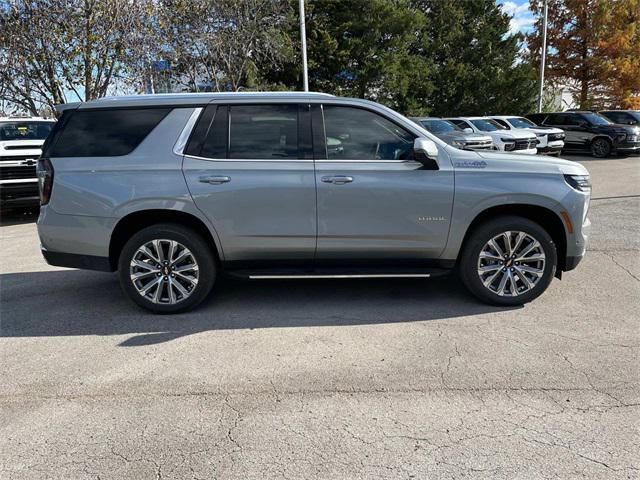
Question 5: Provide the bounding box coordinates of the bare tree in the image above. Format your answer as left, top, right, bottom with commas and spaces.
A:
0, 0, 154, 114
156, 0, 293, 92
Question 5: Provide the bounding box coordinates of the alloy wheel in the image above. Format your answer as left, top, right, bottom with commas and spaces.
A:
129, 239, 199, 304
477, 231, 546, 297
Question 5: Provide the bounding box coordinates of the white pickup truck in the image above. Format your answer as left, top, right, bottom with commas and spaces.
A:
0, 117, 55, 209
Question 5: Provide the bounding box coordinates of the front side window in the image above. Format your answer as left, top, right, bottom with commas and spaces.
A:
50, 108, 170, 157
0, 121, 54, 141
322, 106, 414, 160
581, 112, 612, 126
229, 105, 298, 159
544, 114, 565, 126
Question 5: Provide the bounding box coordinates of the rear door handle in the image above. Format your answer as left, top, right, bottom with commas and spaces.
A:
321, 175, 353, 185
199, 175, 231, 185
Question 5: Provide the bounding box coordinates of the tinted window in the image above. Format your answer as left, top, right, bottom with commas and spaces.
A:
507, 117, 536, 128
185, 105, 216, 157
602, 112, 630, 124
545, 114, 565, 126
493, 119, 510, 129
0, 121, 54, 141
470, 119, 505, 132
201, 106, 228, 158
420, 119, 460, 133
323, 106, 414, 160
51, 108, 170, 157
450, 119, 472, 129
564, 114, 583, 126
581, 112, 612, 125
229, 105, 298, 159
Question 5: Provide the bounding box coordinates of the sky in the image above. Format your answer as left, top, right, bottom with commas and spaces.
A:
497, 0, 536, 35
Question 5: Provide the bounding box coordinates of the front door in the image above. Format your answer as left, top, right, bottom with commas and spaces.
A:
183, 103, 316, 265
314, 105, 454, 263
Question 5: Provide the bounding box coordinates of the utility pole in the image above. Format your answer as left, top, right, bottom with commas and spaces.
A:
299, 0, 309, 92
537, 0, 548, 113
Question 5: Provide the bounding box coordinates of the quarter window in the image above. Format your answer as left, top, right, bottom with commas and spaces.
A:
322, 106, 414, 160
50, 108, 170, 157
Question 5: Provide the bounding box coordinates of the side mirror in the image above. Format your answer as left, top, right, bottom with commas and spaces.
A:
463, 127, 473, 133
414, 137, 439, 170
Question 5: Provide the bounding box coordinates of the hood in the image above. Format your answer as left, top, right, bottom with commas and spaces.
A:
495, 128, 537, 140
528, 126, 564, 135
594, 123, 639, 134
472, 150, 588, 176
437, 131, 492, 142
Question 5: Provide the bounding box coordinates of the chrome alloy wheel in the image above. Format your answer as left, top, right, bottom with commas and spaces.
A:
477, 231, 546, 297
129, 239, 199, 304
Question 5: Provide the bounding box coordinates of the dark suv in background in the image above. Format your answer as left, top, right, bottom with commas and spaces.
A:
526, 111, 640, 158
599, 110, 640, 126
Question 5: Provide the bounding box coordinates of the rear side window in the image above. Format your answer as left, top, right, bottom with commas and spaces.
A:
229, 105, 299, 159
544, 114, 565, 126
50, 108, 170, 157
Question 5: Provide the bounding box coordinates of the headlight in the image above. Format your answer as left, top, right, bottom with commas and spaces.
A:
536, 133, 546, 137
451, 140, 465, 148
564, 174, 591, 192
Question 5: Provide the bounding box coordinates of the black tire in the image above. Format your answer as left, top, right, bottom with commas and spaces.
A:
590, 138, 612, 158
458, 216, 557, 306
118, 223, 216, 314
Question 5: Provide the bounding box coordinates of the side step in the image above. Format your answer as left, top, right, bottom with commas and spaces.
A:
226, 267, 452, 280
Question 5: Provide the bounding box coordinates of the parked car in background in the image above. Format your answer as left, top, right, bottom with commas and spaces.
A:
1, 117, 55, 209
599, 110, 640, 126
446, 117, 537, 154
489, 115, 565, 156
36, 92, 590, 313
526, 111, 640, 158
410, 117, 494, 151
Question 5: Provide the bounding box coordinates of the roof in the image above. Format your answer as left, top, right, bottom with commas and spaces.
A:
68, 91, 336, 110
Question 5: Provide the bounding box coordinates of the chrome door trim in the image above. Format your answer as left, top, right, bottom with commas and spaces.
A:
173, 107, 203, 156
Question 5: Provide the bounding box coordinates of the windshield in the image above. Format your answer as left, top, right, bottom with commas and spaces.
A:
470, 119, 505, 132
420, 119, 461, 133
581, 113, 612, 126
0, 121, 54, 141
507, 117, 536, 128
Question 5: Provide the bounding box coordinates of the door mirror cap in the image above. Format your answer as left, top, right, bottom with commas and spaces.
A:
463, 127, 473, 133
414, 137, 439, 170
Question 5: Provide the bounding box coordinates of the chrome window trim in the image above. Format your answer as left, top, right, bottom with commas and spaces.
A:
173, 107, 203, 156
183, 153, 314, 163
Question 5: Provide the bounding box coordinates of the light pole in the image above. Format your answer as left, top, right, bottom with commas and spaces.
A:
537, 0, 548, 113
299, 0, 309, 92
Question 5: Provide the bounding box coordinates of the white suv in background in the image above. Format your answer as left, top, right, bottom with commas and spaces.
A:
446, 117, 538, 154
1, 116, 55, 208
490, 115, 565, 156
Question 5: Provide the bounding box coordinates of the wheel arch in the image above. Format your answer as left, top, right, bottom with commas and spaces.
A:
459, 204, 568, 272
109, 209, 222, 271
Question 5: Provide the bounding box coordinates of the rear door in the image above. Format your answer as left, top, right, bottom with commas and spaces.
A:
313, 104, 454, 263
182, 103, 316, 265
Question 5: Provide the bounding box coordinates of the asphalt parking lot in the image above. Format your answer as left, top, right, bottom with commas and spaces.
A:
1, 154, 638, 479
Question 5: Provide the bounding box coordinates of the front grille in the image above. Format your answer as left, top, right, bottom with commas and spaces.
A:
466, 141, 493, 150
4, 145, 40, 151
0, 154, 39, 162
548, 133, 565, 141
514, 139, 537, 150
0, 165, 37, 180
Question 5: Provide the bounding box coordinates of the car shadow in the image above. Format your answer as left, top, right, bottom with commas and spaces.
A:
0, 207, 39, 226
0, 269, 518, 346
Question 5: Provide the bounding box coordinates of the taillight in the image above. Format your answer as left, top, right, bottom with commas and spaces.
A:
36, 158, 54, 205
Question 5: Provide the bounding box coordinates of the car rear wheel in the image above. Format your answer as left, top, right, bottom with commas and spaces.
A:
459, 216, 557, 306
590, 138, 612, 158
118, 223, 216, 313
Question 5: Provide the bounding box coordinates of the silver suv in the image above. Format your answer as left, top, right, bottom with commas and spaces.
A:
37, 92, 591, 313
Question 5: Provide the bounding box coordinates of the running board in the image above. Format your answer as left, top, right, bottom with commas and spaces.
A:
249, 273, 431, 279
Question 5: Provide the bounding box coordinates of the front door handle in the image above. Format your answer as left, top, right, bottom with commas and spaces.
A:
199, 175, 231, 185
321, 175, 353, 185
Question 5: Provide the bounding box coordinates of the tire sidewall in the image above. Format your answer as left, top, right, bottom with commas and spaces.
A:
118, 224, 216, 314
591, 138, 611, 158
460, 217, 557, 306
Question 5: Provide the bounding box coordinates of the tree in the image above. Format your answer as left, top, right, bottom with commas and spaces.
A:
0, 0, 155, 115
412, 0, 537, 116
154, 0, 294, 92
527, 0, 640, 109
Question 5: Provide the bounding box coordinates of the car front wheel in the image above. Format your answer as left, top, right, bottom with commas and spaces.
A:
590, 138, 612, 158
459, 216, 557, 306
118, 223, 216, 313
